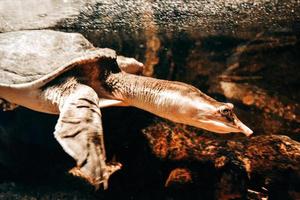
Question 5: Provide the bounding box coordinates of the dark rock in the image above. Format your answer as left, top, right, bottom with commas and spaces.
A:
143, 120, 300, 199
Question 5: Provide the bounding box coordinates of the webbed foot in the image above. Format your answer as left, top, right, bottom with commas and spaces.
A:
69, 162, 122, 190
54, 84, 121, 190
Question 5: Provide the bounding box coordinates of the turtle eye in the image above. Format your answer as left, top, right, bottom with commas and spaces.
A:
220, 107, 230, 116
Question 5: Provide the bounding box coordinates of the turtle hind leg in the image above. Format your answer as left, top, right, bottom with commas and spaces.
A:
53, 84, 121, 189
0, 98, 18, 111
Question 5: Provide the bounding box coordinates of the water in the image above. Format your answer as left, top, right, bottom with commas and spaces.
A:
0, 0, 299, 199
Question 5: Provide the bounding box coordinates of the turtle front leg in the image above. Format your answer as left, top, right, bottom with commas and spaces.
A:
117, 56, 144, 74
54, 84, 121, 189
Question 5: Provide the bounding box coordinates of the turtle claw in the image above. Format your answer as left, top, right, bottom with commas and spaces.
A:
106, 162, 122, 177
69, 162, 122, 190
100, 162, 122, 190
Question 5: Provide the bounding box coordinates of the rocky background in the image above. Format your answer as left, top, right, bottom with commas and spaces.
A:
0, 0, 300, 199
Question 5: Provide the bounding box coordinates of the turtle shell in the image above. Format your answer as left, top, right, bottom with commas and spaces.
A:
0, 30, 117, 87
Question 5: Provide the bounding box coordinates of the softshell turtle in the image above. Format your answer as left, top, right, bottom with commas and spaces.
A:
0, 30, 252, 189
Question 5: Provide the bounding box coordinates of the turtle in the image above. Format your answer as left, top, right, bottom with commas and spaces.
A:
0, 30, 252, 189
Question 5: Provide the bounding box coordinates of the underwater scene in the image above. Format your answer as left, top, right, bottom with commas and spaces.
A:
0, 0, 299, 199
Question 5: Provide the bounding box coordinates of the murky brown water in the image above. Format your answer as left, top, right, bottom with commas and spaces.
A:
0, 0, 300, 199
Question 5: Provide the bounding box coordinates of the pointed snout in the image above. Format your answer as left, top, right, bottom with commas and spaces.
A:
235, 119, 253, 137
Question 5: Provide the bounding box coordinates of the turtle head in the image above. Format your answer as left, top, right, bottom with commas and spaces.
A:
169, 90, 253, 136
195, 102, 252, 136
106, 73, 252, 136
